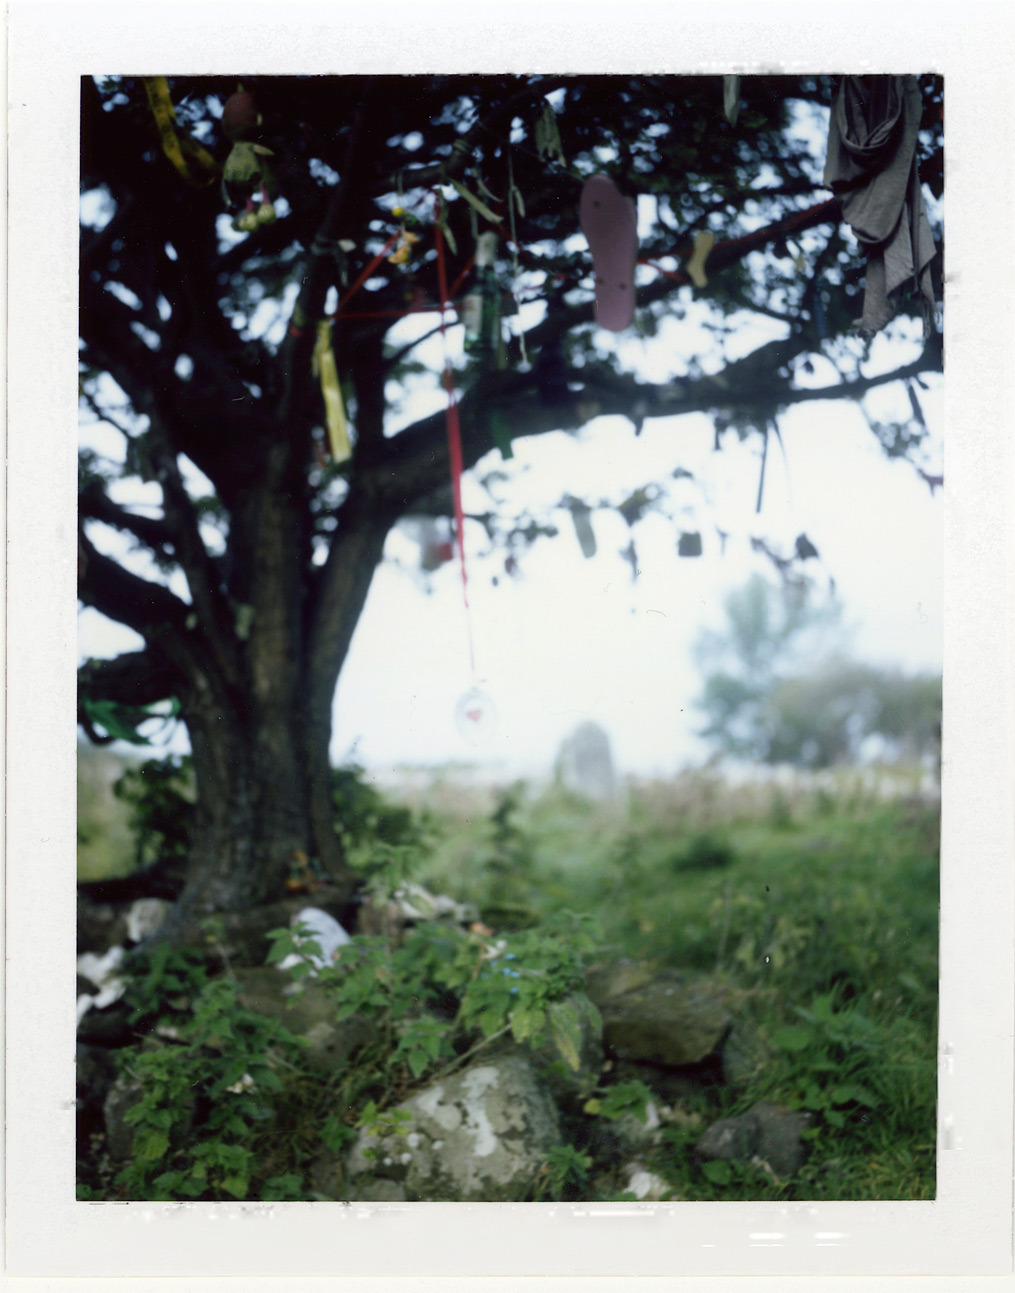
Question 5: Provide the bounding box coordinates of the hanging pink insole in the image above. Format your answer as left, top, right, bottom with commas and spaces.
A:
579, 175, 638, 332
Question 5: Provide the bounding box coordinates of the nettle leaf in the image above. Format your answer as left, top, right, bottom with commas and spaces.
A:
407, 1049, 429, 1079
509, 1002, 546, 1043
702, 1159, 733, 1186
547, 999, 582, 1072
134, 1127, 170, 1161
773, 1025, 812, 1052
220, 1174, 250, 1199
449, 178, 501, 225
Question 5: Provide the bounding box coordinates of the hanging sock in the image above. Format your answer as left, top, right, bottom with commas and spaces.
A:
823, 75, 937, 337
686, 231, 716, 288
579, 175, 639, 332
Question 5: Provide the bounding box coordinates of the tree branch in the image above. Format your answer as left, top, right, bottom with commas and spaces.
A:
78, 525, 192, 642
145, 424, 242, 690
366, 330, 942, 515
78, 649, 183, 707
79, 482, 176, 555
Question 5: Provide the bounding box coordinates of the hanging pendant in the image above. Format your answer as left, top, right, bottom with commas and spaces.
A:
454, 686, 499, 745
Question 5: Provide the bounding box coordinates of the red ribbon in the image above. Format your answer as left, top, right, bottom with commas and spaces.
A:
433, 193, 475, 674
334, 229, 403, 316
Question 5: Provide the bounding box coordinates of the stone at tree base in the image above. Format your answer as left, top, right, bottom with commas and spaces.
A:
232, 966, 372, 1073
76, 1000, 134, 1047
102, 1070, 198, 1164
590, 967, 733, 1068
77, 900, 129, 956
77, 1043, 119, 1142
622, 1160, 676, 1201
590, 1097, 664, 1163
695, 1101, 811, 1179
102, 1074, 144, 1161
195, 890, 350, 967
346, 1176, 408, 1202
344, 1055, 562, 1201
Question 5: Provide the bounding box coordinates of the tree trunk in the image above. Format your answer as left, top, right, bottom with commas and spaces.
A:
157, 469, 392, 942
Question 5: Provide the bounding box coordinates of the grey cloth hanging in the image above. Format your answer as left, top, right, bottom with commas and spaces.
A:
823, 75, 937, 337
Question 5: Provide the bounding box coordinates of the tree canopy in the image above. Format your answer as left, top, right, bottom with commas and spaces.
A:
78, 73, 944, 928
694, 574, 941, 768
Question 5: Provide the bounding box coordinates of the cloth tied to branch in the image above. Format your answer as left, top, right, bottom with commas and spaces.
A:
823, 75, 937, 337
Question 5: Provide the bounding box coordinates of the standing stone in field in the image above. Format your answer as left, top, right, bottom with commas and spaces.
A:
556, 721, 618, 801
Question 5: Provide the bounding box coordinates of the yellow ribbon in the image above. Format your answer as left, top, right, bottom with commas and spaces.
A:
144, 77, 219, 185
312, 321, 351, 463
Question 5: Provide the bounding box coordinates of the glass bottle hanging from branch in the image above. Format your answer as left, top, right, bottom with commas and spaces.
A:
462, 231, 501, 358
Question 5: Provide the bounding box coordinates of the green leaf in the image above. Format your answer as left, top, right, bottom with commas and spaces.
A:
220, 1174, 249, 1199
437, 219, 458, 257
449, 178, 501, 225
824, 1108, 846, 1128
547, 999, 582, 1072
772, 1025, 812, 1051
134, 1127, 169, 1161
509, 1002, 545, 1044
702, 1159, 733, 1185
810, 993, 836, 1021
489, 409, 514, 460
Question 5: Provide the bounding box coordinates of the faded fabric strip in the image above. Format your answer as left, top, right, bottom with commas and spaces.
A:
823, 75, 937, 337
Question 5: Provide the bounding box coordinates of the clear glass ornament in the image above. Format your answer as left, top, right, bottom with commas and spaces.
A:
454, 686, 498, 745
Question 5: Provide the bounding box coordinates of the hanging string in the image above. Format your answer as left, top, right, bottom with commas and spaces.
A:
433, 191, 477, 677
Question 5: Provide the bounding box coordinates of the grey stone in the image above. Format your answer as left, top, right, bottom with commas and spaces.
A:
345, 1054, 562, 1201
102, 1074, 143, 1161
233, 967, 372, 1072
720, 1023, 766, 1088
187, 890, 349, 967
102, 1061, 197, 1163
78, 900, 129, 956
696, 1101, 811, 1178
591, 1098, 664, 1162
591, 968, 732, 1068
347, 1176, 408, 1202
76, 1000, 134, 1046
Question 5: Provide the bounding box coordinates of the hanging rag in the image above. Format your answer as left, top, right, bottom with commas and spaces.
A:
823, 75, 937, 337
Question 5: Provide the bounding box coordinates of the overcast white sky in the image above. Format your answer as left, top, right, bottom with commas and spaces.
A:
80, 334, 942, 780
329, 365, 942, 778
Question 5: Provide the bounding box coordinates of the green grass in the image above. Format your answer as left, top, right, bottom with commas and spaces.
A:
411, 767, 940, 1201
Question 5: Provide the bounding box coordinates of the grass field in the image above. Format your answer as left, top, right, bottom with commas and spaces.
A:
406, 765, 940, 1200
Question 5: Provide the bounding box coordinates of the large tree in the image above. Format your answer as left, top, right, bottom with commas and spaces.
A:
78, 74, 944, 934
